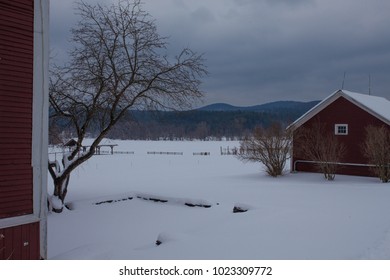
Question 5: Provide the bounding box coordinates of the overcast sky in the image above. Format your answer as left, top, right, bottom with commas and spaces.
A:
50, 0, 390, 106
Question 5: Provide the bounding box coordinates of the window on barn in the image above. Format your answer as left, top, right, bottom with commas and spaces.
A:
335, 124, 348, 135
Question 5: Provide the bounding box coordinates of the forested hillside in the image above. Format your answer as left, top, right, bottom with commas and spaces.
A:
49, 101, 319, 143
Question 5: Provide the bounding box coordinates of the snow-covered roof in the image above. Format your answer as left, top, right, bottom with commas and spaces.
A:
287, 89, 390, 131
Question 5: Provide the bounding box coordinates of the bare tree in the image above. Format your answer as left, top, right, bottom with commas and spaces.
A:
294, 120, 346, 180
362, 125, 390, 183
237, 123, 291, 177
48, 0, 207, 212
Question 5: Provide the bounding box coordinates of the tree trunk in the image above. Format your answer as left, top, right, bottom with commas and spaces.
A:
52, 174, 70, 213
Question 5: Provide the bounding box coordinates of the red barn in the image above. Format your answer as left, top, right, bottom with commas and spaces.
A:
288, 89, 390, 177
0, 0, 49, 259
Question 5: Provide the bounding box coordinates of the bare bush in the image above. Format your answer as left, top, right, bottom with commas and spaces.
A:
294, 120, 346, 180
237, 123, 291, 177
363, 125, 390, 183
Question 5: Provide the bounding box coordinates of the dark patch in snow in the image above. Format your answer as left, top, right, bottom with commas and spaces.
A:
155, 240, 162, 246
149, 197, 168, 203
184, 202, 212, 208
95, 197, 133, 205
96, 200, 113, 205
94, 193, 213, 209
184, 202, 196, 207
137, 194, 212, 208
137, 195, 168, 203
233, 206, 248, 213
64, 204, 72, 210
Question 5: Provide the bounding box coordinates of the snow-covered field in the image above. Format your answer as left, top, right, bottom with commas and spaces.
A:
48, 140, 390, 260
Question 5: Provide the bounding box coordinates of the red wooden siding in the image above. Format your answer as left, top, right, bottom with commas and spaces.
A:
292, 96, 390, 176
0, 222, 40, 260
0, 0, 34, 218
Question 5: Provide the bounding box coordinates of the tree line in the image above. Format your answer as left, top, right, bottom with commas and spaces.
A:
50, 107, 313, 143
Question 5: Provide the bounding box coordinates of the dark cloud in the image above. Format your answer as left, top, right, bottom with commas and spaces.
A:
235, 0, 314, 8
50, 0, 390, 105
190, 7, 216, 23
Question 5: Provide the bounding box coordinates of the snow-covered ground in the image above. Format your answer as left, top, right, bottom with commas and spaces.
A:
48, 140, 390, 260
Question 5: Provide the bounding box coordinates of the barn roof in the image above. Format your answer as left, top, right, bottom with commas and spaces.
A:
287, 89, 390, 131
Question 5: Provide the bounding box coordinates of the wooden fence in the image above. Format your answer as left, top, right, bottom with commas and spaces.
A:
193, 152, 210, 156
147, 151, 183, 155
220, 146, 238, 155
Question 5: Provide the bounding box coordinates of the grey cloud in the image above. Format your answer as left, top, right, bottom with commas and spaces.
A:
190, 7, 216, 23
50, 0, 390, 105
234, 0, 314, 8
264, 0, 314, 7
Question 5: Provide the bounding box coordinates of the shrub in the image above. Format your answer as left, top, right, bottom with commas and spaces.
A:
363, 125, 390, 183
237, 123, 291, 177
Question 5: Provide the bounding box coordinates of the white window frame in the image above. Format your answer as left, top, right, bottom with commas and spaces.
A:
335, 124, 348, 135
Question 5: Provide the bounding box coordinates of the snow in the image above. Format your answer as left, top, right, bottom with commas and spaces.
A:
49, 195, 63, 211
48, 140, 390, 260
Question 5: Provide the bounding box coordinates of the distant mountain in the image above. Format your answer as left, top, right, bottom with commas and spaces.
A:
197, 103, 245, 112
197, 100, 320, 113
